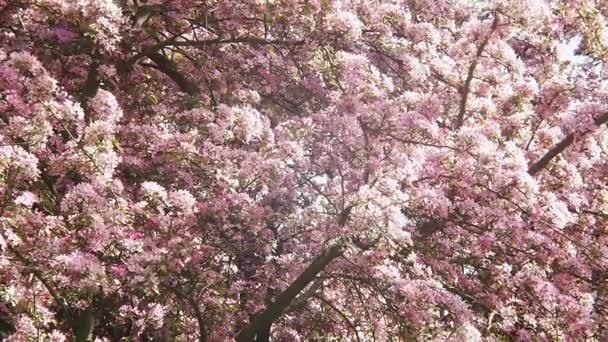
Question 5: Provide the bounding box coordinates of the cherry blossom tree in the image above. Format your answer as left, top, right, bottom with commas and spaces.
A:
1, 0, 608, 340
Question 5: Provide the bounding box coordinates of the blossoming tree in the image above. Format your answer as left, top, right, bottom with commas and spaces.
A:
1, 0, 608, 340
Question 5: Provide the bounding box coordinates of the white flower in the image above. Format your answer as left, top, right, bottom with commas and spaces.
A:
329, 9, 363, 39
457, 322, 482, 342
496, 263, 512, 274
234, 106, 265, 144
549, 198, 574, 229
141, 181, 167, 201
15, 191, 38, 207
580, 292, 595, 311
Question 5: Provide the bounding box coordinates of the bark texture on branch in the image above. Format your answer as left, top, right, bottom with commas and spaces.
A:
528, 113, 608, 175
455, 13, 499, 129
235, 243, 345, 342
147, 51, 201, 97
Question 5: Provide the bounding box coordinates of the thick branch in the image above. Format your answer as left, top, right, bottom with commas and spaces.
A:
139, 37, 304, 99
131, 37, 304, 65
284, 278, 324, 314
82, 63, 100, 99
73, 307, 94, 342
528, 113, 608, 175
168, 37, 304, 49
455, 14, 499, 129
0, 210, 68, 313
4, 242, 68, 314
527, 133, 575, 175
235, 243, 345, 342
82, 63, 99, 125
146, 51, 200, 97
168, 285, 207, 342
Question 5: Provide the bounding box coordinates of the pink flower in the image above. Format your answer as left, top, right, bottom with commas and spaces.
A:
89, 90, 123, 122
53, 28, 77, 42
56, 251, 104, 275
168, 189, 197, 213
328, 9, 363, 39
0, 146, 40, 180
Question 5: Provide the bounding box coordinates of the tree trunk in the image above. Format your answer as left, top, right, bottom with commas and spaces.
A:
73, 308, 94, 342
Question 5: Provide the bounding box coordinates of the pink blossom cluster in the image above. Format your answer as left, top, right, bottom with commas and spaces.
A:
1, 0, 608, 340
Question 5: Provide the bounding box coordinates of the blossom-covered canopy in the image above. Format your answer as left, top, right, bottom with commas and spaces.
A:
1, 0, 608, 340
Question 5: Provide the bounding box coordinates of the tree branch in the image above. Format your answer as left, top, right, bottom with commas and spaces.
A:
235, 243, 345, 342
168, 37, 304, 49
73, 307, 94, 342
455, 13, 499, 129
82, 63, 100, 99
167, 285, 207, 342
81, 62, 100, 125
3, 240, 69, 314
146, 51, 201, 97
131, 37, 304, 64
528, 112, 608, 175
284, 278, 324, 314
